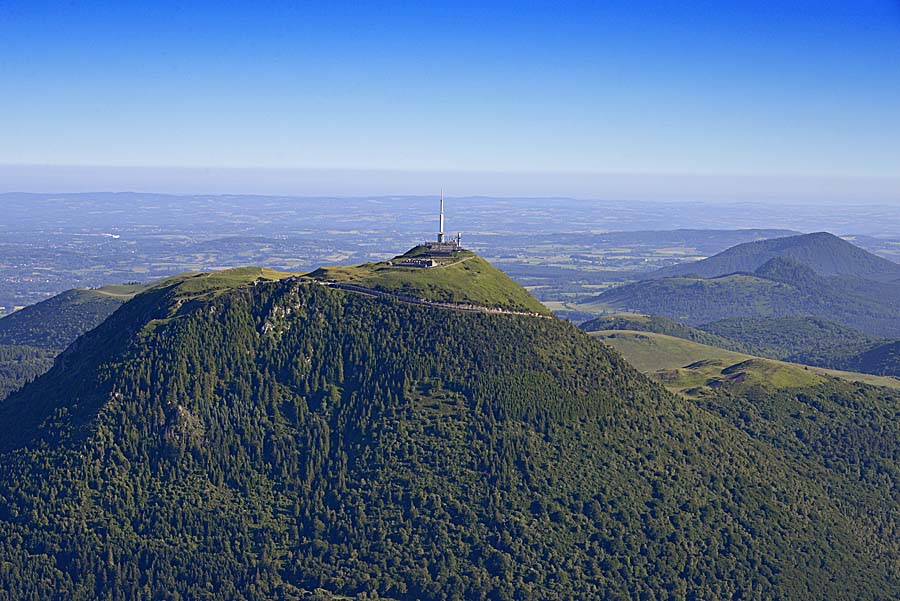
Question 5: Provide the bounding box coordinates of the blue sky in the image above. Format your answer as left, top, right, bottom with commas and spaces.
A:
1, 1, 899, 198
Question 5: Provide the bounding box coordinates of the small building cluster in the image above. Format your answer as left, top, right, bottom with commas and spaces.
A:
396, 192, 464, 267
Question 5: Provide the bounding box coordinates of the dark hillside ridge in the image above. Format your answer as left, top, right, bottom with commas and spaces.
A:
1, 266, 897, 598
699, 316, 882, 367
584, 257, 900, 337
840, 340, 900, 377
652, 232, 900, 281
0, 283, 148, 349
580, 312, 756, 354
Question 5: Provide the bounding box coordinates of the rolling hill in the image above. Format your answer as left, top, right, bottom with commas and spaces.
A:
590, 329, 900, 396
581, 256, 900, 337
0, 283, 154, 402
0, 283, 150, 349
652, 231, 900, 281
4, 256, 900, 598
837, 340, 900, 378
699, 316, 881, 366
580, 312, 755, 354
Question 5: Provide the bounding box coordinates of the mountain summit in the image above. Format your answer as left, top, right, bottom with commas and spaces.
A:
652, 231, 900, 281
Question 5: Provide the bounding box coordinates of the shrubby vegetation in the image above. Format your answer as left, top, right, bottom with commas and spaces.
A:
0, 275, 898, 598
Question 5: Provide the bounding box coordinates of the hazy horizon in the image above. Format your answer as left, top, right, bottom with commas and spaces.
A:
3, 2, 899, 203
3, 164, 900, 205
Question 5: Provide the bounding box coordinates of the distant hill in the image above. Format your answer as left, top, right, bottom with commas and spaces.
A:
0, 283, 149, 349
0, 344, 56, 401
6, 258, 900, 597
581, 256, 900, 337
652, 232, 900, 281
584, 312, 891, 376
698, 316, 881, 366
837, 340, 900, 378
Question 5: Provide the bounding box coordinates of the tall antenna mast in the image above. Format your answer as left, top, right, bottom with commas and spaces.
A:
438, 189, 445, 244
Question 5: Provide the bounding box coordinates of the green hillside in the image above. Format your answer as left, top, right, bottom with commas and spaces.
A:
590, 329, 900, 395
653, 231, 900, 281
580, 258, 900, 337
3, 268, 900, 598
309, 247, 550, 315
0, 282, 149, 349
699, 316, 881, 366
581, 312, 755, 354
838, 340, 900, 377
0, 344, 56, 401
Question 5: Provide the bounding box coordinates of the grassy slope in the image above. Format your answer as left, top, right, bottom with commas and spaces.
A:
590, 329, 900, 396
580, 312, 755, 354
309, 248, 550, 315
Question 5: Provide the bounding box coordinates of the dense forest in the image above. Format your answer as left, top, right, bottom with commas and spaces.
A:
0, 287, 129, 348
0, 344, 56, 400
838, 340, 900, 378
1, 272, 899, 599
699, 316, 882, 366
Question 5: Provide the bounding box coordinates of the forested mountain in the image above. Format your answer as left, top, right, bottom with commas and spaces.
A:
652, 231, 900, 281
0, 284, 152, 402
0, 283, 147, 349
582, 257, 900, 337
1, 261, 900, 598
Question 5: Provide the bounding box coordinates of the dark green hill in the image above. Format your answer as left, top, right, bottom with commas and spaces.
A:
580, 258, 900, 337
2, 266, 900, 598
838, 340, 900, 377
699, 316, 882, 366
0, 344, 56, 401
0, 283, 149, 349
653, 231, 900, 281
580, 312, 755, 354
0, 284, 153, 401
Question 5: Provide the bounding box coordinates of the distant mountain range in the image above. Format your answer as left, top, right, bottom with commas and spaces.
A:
580, 232, 900, 337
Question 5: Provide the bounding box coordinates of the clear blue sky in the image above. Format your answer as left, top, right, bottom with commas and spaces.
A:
1, 1, 899, 198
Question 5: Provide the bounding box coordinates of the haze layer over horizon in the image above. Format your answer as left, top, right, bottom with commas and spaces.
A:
2, 2, 899, 201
